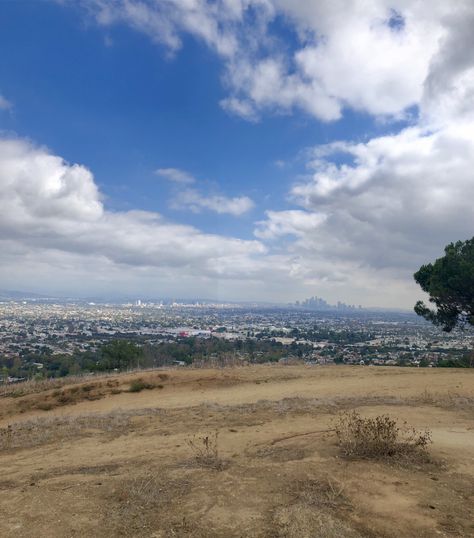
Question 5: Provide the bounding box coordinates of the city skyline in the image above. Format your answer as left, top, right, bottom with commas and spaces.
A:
1, 2, 474, 307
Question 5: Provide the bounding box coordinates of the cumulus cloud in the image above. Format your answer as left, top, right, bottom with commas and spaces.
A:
72, 0, 473, 122
255, 122, 474, 292
8, 1, 474, 306
77, 0, 267, 56
155, 167, 196, 184
255, 210, 325, 240
0, 137, 265, 292
155, 165, 254, 216
172, 187, 254, 216
250, 1, 474, 305
421, 4, 474, 127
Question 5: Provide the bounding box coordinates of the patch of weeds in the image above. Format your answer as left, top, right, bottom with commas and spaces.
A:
81, 384, 94, 392
110, 388, 122, 395
334, 411, 432, 463
112, 476, 165, 535
291, 476, 349, 510
84, 393, 103, 401
273, 506, 362, 538
256, 445, 308, 462
111, 474, 192, 536
116, 476, 163, 509
36, 402, 54, 411
185, 431, 226, 470
128, 379, 155, 393
158, 373, 169, 381
56, 391, 73, 404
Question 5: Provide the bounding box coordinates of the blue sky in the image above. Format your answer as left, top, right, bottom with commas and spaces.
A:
1, 0, 388, 235
0, 1, 473, 306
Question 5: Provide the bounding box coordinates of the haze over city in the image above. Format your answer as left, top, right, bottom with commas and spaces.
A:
1, 5, 474, 537
1, 1, 474, 307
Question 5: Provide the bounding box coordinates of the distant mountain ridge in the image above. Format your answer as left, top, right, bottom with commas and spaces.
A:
0, 289, 50, 301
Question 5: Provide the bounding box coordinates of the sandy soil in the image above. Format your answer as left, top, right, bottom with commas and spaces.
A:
0, 365, 473, 537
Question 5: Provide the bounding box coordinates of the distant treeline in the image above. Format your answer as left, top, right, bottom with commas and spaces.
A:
0, 336, 313, 379
0, 335, 472, 381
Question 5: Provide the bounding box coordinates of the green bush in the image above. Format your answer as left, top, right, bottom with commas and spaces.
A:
128, 379, 154, 393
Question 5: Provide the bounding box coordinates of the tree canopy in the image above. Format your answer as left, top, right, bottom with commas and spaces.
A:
101, 340, 144, 370
414, 237, 474, 332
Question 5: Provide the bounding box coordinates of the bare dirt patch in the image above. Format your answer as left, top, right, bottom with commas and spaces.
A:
0, 365, 473, 537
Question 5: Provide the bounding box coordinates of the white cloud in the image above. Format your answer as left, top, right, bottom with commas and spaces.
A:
172, 187, 254, 216
78, 0, 266, 56
0, 94, 12, 111
255, 210, 325, 240
0, 137, 265, 295
254, 121, 474, 291
155, 167, 196, 184
73, 1, 473, 122
155, 166, 254, 216
420, 4, 474, 128
220, 96, 258, 122
3, 128, 472, 306
249, 1, 474, 306
8, 1, 474, 306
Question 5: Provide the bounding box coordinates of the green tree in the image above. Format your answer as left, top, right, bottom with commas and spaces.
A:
100, 340, 144, 371
414, 237, 474, 332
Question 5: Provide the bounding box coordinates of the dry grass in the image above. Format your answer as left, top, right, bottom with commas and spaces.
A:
0, 408, 165, 451
411, 389, 474, 411
290, 476, 349, 510
128, 378, 155, 392
111, 474, 194, 537
0, 373, 117, 398
334, 411, 432, 463
185, 431, 226, 470
273, 475, 363, 537
273, 506, 362, 538
1, 366, 473, 537
0, 369, 173, 400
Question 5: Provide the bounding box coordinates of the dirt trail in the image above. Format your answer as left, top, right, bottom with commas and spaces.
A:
0, 365, 473, 537
1, 365, 472, 425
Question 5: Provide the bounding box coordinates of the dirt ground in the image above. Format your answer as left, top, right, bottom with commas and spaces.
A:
0, 365, 473, 537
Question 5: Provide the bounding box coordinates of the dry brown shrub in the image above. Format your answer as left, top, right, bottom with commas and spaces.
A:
116, 476, 164, 509
128, 378, 155, 392
111, 474, 193, 537
273, 505, 362, 538
158, 373, 170, 381
112, 476, 166, 536
291, 476, 348, 510
185, 431, 226, 470
36, 402, 54, 411
334, 411, 432, 462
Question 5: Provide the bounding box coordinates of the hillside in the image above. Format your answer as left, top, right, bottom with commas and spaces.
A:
0, 365, 473, 537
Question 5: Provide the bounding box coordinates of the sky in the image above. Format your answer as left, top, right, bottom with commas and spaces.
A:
0, 0, 473, 307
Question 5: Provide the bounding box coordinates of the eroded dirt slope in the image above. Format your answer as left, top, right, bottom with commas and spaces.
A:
1, 365, 473, 537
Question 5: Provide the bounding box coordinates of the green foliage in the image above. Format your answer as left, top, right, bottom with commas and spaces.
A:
128, 379, 154, 392
414, 237, 474, 331
437, 353, 474, 368
101, 340, 144, 371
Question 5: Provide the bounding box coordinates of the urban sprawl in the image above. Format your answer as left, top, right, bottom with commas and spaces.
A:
1, 299, 473, 382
